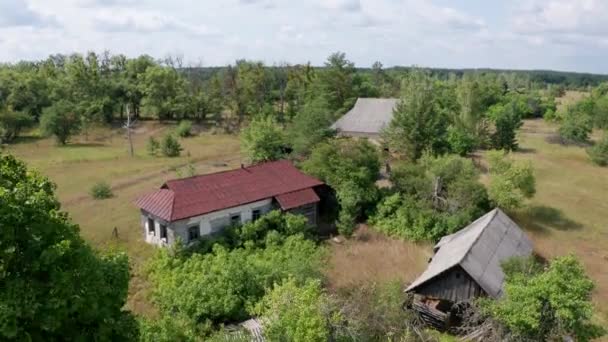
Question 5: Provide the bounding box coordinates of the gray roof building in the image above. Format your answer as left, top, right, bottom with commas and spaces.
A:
406, 208, 533, 302
331, 98, 399, 138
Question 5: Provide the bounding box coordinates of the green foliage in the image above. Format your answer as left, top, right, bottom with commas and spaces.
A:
146, 235, 324, 326
288, 96, 335, 156
146, 136, 160, 156
140, 65, 189, 119
559, 111, 593, 144
587, 134, 608, 166
0, 153, 138, 340
90, 180, 113, 199
319, 52, 355, 112
484, 255, 604, 341
0, 107, 33, 143
138, 315, 203, 342
491, 102, 523, 151
592, 96, 608, 129
160, 133, 182, 157
383, 70, 448, 160
241, 115, 287, 163
253, 278, 333, 342
373, 154, 489, 241
302, 139, 380, 236
176, 120, 193, 137
487, 150, 536, 209
447, 125, 476, 156
39, 100, 81, 145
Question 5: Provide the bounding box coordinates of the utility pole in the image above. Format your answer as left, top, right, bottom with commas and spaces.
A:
124, 104, 136, 157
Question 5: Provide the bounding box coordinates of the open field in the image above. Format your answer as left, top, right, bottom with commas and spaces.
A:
4, 122, 242, 314
4, 118, 608, 326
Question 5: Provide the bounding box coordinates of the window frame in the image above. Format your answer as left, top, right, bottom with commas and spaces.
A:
159, 224, 167, 239
230, 213, 241, 226
252, 209, 261, 221
147, 218, 155, 235
188, 225, 200, 242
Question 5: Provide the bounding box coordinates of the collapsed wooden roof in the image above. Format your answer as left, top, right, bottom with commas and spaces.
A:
406, 208, 533, 299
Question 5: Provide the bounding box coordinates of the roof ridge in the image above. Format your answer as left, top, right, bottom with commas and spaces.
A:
455, 208, 499, 266
164, 160, 291, 186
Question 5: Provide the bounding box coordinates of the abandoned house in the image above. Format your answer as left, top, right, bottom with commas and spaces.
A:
331, 97, 399, 139
405, 208, 533, 328
135, 160, 324, 247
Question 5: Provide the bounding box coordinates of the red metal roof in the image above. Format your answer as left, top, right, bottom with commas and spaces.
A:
135, 160, 323, 222
275, 188, 320, 210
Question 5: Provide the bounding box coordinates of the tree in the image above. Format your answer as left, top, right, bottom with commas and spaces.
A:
0, 154, 138, 340
447, 125, 476, 156
39, 100, 81, 145
302, 139, 380, 236
484, 255, 604, 341
486, 150, 535, 210
319, 52, 355, 112
140, 65, 188, 120
0, 107, 33, 143
490, 102, 523, 151
383, 70, 448, 161
253, 278, 333, 342
288, 96, 334, 156
241, 116, 287, 162
373, 154, 489, 241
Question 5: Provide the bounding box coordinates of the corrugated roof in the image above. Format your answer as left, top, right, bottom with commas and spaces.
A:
331, 98, 399, 135
406, 208, 534, 299
275, 188, 320, 210
135, 160, 323, 222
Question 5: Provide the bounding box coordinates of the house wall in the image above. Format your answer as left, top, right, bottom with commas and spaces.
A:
286, 202, 317, 226
141, 198, 273, 247
415, 266, 485, 302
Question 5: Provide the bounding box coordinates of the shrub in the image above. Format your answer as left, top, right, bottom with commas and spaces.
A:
161, 134, 182, 157
587, 135, 608, 166
90, 181, 113, 199
176, 120, 193, 137
558, 111, 592, 144
487, 150, 535, 209
147, 136, 160, 156
492, 103, 523, 151
447, 125, 476, 156
483, 255, 604, 341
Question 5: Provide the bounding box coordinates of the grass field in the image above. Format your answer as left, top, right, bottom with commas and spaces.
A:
4, 116, 608, 327
4, 122, 242, 314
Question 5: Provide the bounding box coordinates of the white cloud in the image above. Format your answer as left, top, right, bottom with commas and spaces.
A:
0, 0, 606, 73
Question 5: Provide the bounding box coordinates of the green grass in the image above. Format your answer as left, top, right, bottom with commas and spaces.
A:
5, 122, 242, 315
508, 119, 608, 325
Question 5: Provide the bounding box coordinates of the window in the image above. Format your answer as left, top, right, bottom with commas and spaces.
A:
252, 209, 261, 221
188, 225, 200, 242
147, 218, 155, 235
230, 214, 241, 226
159, 224, 167, 239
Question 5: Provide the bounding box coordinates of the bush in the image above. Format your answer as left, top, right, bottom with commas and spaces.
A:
447, 125, 476, 156
483, 255, 604, 341
176, 120, 193, 137
487, 150, 535, 209
558, 111, 592, 144
492, 103, 523, 151
587, 135, 608, 166
90, 181, 113, 199
161, 134, 182, 157
147, 136, 160, 156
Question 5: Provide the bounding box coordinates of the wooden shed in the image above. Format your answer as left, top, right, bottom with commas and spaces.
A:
406, 208, 533, 304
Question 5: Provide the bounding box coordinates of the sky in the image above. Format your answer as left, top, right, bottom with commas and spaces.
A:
1, 0, 607, 73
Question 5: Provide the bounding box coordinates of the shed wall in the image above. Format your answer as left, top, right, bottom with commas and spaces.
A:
415, 266, 485, 302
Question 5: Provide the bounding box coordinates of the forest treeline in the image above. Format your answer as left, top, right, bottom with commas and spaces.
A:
0, 50, 602, 144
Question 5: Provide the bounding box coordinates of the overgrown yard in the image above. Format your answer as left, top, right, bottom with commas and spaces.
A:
4, 119, 608, 327
4, 122, 242, 315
